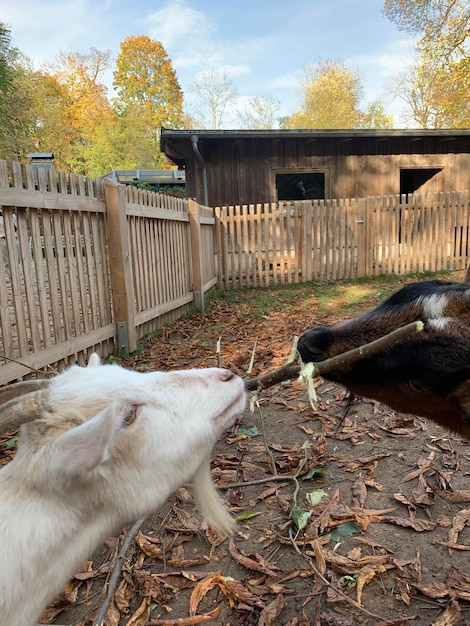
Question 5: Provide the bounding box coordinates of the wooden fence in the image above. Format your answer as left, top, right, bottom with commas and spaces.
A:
1, 156, 468, 386
215, 190, 470, 289
0, 160, 217, 385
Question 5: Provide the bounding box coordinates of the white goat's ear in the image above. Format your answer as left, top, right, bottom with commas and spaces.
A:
51, 404, 117, 479
87, 353, 102, 367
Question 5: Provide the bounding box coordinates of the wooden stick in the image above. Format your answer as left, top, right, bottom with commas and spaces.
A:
244, 320, 424, 392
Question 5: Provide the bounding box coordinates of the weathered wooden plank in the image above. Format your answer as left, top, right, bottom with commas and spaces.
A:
0, 187, 105, 212
0, 323, 116, 385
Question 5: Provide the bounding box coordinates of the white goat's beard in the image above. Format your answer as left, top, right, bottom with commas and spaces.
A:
193, 453, 234, 535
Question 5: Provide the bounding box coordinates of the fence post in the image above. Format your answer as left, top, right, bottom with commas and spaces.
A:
188, 199, 204, 309
104, 179, 137, 353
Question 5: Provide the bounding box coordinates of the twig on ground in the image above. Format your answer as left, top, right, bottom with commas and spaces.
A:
92, 516, 146, 626
219, 474, 298, 489
254, 399, 278, 476
244, 320, 424, 392
287, 527, 386, 620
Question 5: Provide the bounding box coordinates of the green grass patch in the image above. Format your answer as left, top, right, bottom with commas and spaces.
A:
213, 269, 463, 321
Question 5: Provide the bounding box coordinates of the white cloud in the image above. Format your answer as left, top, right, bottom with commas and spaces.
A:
145, 0, 213, 49
1, 0, 113, 67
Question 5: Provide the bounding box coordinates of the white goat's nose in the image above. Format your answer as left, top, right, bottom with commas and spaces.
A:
218, 369, 236, 382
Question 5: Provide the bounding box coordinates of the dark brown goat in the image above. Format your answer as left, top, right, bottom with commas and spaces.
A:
297, 278, 470, 439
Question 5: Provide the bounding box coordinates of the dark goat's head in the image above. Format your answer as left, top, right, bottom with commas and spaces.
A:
297, 279, 470, 439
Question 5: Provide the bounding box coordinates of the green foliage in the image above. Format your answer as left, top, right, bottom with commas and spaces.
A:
290, 504, 313, 531
0, 22, 16, 142
359, 101, 394, 129
236, 426, 261, 438
0, 31, 184, 172
235, 511, 263, 521
330, 522, 360, 542
282, 59, 378, 129
0, 22, 13, 93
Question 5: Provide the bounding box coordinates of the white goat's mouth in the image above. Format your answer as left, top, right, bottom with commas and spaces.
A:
214, 390, 246, 426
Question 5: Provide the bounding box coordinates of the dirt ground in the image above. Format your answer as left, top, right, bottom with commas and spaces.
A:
34, 276, 470, 626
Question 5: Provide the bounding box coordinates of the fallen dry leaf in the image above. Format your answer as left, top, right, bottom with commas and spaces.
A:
444, 508, 470, 553
257, 593, 287, 626
432, 488, 470, 502
148, 605, 222, 625
189, 572, 264, 616
125, 597, 151, 626
228, 539, 279, 577
381, 516, 436, 531
430, 598, 461, 626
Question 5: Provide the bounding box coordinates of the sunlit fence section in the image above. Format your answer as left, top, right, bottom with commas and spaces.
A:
0, 156, 468, 386
0, 161, 217, 385
215, 191, 470, 288
0, 161, 115, 383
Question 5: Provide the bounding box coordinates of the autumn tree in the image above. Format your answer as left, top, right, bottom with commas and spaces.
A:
114, 35, 183, 127
238, 95, 281, 129
282, 60, 365, 129
0, 59, 65, 162
0, 22, 16, 141
48, 48, 119, 174
384, 0, 470, 127
359, 101, 394, 129
113, 35, 183, 167
187, 68, 238, 129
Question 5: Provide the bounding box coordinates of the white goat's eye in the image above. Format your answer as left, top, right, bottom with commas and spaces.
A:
122, 405, 139, 427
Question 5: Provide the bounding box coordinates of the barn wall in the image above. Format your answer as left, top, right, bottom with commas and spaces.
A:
191, 136, 470, 207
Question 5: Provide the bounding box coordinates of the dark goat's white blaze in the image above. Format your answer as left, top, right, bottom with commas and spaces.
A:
420, 293, 450, 320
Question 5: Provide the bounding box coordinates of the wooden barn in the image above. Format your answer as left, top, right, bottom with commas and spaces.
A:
160, 129, 470, 207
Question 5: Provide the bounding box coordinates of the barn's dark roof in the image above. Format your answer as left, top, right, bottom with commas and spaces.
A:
161, 128, 470, 155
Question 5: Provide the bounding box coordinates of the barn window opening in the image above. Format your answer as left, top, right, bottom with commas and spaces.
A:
276, 172, 325, 201
400, 168, 442, 197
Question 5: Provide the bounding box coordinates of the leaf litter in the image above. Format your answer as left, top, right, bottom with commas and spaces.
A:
11, 275, 470, 625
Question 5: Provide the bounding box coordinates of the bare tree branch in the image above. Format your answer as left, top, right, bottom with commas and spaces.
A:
244, 320, 424, 392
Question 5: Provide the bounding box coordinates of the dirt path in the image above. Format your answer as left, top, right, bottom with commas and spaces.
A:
33, 274, 470, 626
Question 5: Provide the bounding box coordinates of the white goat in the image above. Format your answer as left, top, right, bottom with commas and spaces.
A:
0, 354, 246, 626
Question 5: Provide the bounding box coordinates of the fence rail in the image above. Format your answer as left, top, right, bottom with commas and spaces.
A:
0, 161, 216, 385
215, 190, 470, 288
0, 156, 468, 386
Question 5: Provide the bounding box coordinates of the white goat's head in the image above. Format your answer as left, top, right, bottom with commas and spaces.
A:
0, 354, 246, 626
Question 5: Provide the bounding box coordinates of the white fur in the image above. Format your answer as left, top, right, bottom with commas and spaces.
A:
420, 293, 449, 319
0, 354, 245, 626
428, 316, 452, 331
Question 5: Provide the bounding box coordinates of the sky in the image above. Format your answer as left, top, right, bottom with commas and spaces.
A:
0, 0, 416, 127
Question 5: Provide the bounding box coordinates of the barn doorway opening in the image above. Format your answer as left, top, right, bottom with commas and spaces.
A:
399, 168, 442, 197
276, 172, 325, 201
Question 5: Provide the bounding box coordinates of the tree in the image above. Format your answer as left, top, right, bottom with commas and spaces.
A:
113, 35, 183, 130
282, 59, 365, 129
113, 35, 183, 168
0, 47, 76, 164
359, 101, 394, 128
238, 95, 281, 129
50, 48, 118, 173
0, 22, 15, 139
384, 0, 470, 127
187, 68, 238, 129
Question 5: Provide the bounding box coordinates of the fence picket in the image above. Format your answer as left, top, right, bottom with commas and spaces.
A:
0, 156, 469, 385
